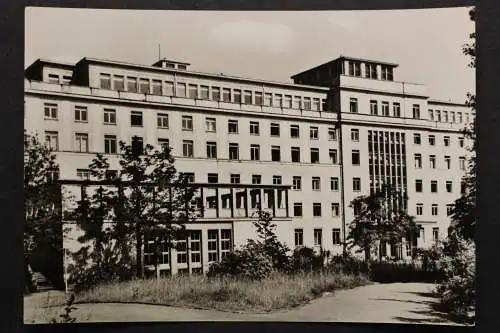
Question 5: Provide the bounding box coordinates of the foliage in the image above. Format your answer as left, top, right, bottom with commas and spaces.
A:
291, 246, 329, 273
24, 131, 63, 290
436, 234, 475, 322
50, 294, 77, 324
328, 254, 371, 276
68, 136, 200, 287
347, 185, 418, 260
451, 7, 476, 241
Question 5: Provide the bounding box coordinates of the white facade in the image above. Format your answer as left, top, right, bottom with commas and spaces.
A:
24, 56, 473, 277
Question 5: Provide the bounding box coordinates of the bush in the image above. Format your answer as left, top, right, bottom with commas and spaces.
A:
436, 235, 475, 322
328, 254, 371, 276
370, 261, 440, 283
291, 247, 328, 273
208, 243, 273, 280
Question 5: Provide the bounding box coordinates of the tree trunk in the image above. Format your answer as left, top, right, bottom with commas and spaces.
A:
135, 223, 143, 279
364, 244, 370, 261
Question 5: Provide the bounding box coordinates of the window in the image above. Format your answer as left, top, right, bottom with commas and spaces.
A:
332, 229, 341, 245
205, 117, 216, 132
431, 204, 438, 216
445, 156, 451, 169
165, 81, 174, 96
182, 115, 193, 131
451, 111, 456, 123
272, 175, 282, 185
310, 148, 319, 164
105, 170, 118, 180
428, 135, 435, 146
459, 137, 464, 148
436, 110, 441, 122
433, 228, 439, 243
270, 123, 280, 136
429, 109, 434, 121
176, 237, 187, 265
131, 136, 144, 155
412, 104, 421, 119
444, 136, 450, 147
230, 174, 240, 184
446, 205, 453, 216
312, 98, 320, 111
220, 229, 232, 259
293, 96, 301, 109
429, 155, 436, 169
74, 105, 88, 122
351, 129, 359, 141
100, 73, 111, 89
329, 149, 338, 164
152, 80, 162, 95
44, 131, 58, 151
353, 202, 362, 216
255, 92, 263, 105
264, 93, 272, 106
139, 78, 150, 94
293, 203, 303, 217
157, 113, 169, 128
330, 177, 339, 191
234, 89, 242, 103
381, 102, 390, 116
350, 61, 361, 76
130, 111, 143, 127
183, 140, 194, 157
229, 143, 239, 160
370, 100, 378, 115
252, 175, 261, 184
352, 178, 361, 191
48, 73, 59, 84
303, 97, 311, 110
250, 121, 260, 135
313, 204, 322, 218
44, 103, 58, 119
206, 142, 217, 159
292, 176, 302, 190
312, 177, 321, 191
158, 138, 169, 149
431, 180, 438, 193
443, 111, 449, 123
275, 94, 283, 107
284, 95, 292, 108
127, 77, 137, 93
250, 144, 260, 161
208, 173, 218, 184
291, 147, 301, 162
414, 154, 422, 168
290, 125, 300, 138
351, 150, 360, 165
328, 128, 337, 141
176, 82, 186, 97
416, 203, 423, 216
77, 169, 91, 180
222, 88, 231, 102
393, 103, 401, 117
188, 84, 198, 98
459, 157, 466, 170
75, 133, 89, 152
331, 203, 340, 217
271, 146, 281, 161
181, 172, 195, 183
415, 180, 423, 192
313, 228, 322, 246
446, 181, 453, 193
200, 85, 209, 100
243, 90, 252, 104
207, 230, 219, 262
381, 66, 394, 80
104, 135, 117, 154
294, 229, 304, 247
413, 133, 421, 145
228, 120, 238, 134
310, 126, 319, 139
365, 63, 378, 79
103, 109, 116, 125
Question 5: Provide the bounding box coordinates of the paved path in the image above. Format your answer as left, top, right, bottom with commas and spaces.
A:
24, 283, 462, 325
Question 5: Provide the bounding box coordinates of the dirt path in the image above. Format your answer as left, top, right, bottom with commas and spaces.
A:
24, 283, 462, 325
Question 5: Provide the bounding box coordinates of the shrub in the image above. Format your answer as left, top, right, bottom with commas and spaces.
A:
291, 247, 328, 273
208, 243, 273, 280
436, 235, 475, 322
328, 254, 371, 276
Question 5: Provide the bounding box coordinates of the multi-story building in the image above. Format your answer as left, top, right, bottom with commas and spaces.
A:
24, 55, 473, 278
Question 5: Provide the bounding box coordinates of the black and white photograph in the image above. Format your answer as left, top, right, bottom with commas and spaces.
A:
23, 5, 476, 326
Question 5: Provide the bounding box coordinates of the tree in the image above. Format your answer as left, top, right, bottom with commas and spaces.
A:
69, 136, 200, 285
24, 131, 62, 291
450, 7, 476, 241
347, 185, 418, 261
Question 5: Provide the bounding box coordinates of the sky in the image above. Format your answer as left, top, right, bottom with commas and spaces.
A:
25, 7, 475, 103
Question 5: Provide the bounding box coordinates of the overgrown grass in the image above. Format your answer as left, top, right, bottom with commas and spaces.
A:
71, 272, 369, 313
